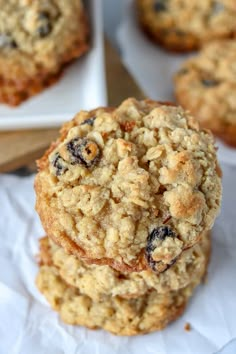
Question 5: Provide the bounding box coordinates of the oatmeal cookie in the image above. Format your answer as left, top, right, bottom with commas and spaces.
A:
35, 98, 221, 273
36, 263, 205, 336
0, 0, 89, 106
175, 40, 236, 146
136, 0, 236, 52
39, 230, 210, 301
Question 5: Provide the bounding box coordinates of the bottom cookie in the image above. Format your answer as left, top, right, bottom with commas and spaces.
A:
36, 262, 206, 336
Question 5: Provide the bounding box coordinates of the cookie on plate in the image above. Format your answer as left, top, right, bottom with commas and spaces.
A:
39, 230, 210, 301
174, 40, 236, 146
136, 0, 236, 51
35, 98, 222, 273
0, 0, 89, 106
36, 261, 206, 336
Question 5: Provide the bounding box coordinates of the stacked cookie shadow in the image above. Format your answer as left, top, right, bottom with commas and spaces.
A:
35, 98, 222, 336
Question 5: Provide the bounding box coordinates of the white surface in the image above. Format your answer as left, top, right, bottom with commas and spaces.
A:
117, 0, 236, 166
0, 164, 236, 354
216, 140, 236, 167
0, 0, 107, 130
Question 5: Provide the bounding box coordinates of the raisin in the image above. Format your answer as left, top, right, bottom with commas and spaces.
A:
0, 34, 17, 49
145, 226, 177, 272
153, 0, 167, 12
37, 24, 52, 37
37, 12, 52, 38
67, 138, 101, 168
80, 116, 96, 126
147, 226, 175, 248
201, 78, 219, 87
52, 153, 68, 176
38, 12, 50, 21
10, 40, 17, 48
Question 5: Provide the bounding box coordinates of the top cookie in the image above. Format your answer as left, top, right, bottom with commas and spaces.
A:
136, 0, 236, 51
35, 98, 222, 273
0, 0, 88, 104
174, 40, 236, 147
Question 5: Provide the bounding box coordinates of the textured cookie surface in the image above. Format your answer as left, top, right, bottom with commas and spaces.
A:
136, 0, 236, 51
0, 0, 88, 105
39, 231, 210, 301
35, 98, 221, 273
175, 40, 236, 146
36, 262, 204, 336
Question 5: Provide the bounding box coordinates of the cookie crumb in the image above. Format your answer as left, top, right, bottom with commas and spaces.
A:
184, 323, 191, 331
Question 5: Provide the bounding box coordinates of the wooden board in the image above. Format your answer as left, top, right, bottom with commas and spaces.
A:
0, 39, 144, 173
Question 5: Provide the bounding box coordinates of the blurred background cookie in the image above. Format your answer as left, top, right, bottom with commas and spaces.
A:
174, 40, 236, 146
136, 0, 236, 51
0, 0, 89, 106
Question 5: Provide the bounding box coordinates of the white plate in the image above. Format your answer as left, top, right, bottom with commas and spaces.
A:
117, 0, 236, 166
0, 0, 107, 130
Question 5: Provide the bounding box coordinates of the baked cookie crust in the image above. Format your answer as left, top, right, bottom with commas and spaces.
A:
175, 40, 236, 146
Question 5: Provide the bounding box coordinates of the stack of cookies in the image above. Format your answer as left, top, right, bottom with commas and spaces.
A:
35, 98, 222, 335
0, 0, 89, 106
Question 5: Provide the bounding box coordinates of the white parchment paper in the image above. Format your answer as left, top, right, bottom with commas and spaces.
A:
0, 164, 236, 354
117, 0, 236, 166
